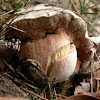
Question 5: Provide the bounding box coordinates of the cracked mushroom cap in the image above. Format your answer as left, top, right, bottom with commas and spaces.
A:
20, 28, 77, 83
6, 4, 94, 83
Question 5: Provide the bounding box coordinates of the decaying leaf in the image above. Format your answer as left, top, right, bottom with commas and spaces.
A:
74, 82, 90, 94
94, 61, 100, 79
57, 94, 100, 100
0, 74, 26, 97
0, 97, 28, 100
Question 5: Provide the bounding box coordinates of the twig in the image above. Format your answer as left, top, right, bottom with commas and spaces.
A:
0, 10, 14, 17
25, 83, 38, 90
90, 56, 94, 93
4, 72, 38, 90
21, 87, 48, 100
94, 52, 100, 73
10, 26, 25, 33
4, 60, 18, 77
18, 72, 35, 84
94, 52, 100, 62
95, 67, 100, 73
0, 7, 8, 12
0, 14, 15, 36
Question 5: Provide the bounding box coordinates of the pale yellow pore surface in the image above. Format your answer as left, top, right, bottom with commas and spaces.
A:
47, 43, 76, 76
50, 43, 75, 64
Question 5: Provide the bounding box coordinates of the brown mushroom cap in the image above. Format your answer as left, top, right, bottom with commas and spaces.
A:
6, 4, 94, 62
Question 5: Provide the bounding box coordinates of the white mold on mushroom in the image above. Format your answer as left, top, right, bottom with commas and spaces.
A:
6, 4, 94, 83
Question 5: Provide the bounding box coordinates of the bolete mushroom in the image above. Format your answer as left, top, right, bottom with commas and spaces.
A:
6, 4, 94, 83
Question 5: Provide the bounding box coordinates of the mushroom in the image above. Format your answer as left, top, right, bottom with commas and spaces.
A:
6, 4, 94, 83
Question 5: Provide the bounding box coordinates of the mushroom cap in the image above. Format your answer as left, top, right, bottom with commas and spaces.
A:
7, 4, 81, 40
6, 4, 94, 62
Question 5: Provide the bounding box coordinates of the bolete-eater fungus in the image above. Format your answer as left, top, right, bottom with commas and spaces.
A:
6, 4, 94, 83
